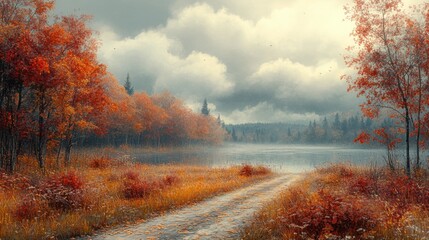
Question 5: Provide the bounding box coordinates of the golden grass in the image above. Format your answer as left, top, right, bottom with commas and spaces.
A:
0, 152, 272, 240
242, 163, 429, 240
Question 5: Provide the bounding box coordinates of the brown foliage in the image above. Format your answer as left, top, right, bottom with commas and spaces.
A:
239, 165, 271, 177
39, 171, 85, 211
89, 157, 111, 169
122, 172, 179, 199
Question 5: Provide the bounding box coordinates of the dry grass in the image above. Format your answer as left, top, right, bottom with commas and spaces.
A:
0, 152, 271, 240
242, 163, 429, 240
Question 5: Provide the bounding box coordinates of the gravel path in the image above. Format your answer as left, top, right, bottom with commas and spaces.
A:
89, 174, 300, 240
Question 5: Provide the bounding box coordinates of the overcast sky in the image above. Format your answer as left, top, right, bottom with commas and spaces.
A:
53, 0, 395, 124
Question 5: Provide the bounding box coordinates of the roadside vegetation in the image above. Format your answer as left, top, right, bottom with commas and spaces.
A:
242, 163, 429, 239
0, 152, 271, 239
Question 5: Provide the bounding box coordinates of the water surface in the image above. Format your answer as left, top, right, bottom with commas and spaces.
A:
131, 143, 402, 173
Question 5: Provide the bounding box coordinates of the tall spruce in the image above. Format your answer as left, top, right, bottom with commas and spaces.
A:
124, 73, 134, 95
201, 99, 210, 116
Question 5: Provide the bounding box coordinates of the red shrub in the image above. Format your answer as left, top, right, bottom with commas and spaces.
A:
123, 179, 158, 199
317, 164, 354, 178
123, 171, 140, 181
0, 171, 31, 191
349, 176, 377, 195
239, 165, 270, 177
378, 175, 429, 209
89, 157, 111, 169
162, 175, 179, 186
39, 171, 85, 211
240, 165, 254, 177
122, 173, 179, 199
14, 197, 44, 221
280, 190, 377, 239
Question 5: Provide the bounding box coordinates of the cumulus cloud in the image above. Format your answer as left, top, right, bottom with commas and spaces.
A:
55, 0, 367, 123
98, 28, 233, 101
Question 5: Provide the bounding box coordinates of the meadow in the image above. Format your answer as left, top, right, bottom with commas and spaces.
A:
0, 150, 271, 239
243, 164, 429, 239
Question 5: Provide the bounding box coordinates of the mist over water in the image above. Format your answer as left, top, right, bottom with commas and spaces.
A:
130, 143, 416, 173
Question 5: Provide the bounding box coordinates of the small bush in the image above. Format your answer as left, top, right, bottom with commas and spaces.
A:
122, 172, 179, 199
14, 196, 42, 221
317, 163, 354, 178
239, 165, 270, 177
240, 165, 254, 177
123, 171, 140, 181
163, 175, 179, 186
123, 179, 158, 199
349, 176, 377, 195
89, 157, 111, 169
378, 175, 429, 210
39, 171, 85, 211
0, 171, 31, 190
254, 166, 271, 175
280, 189, 377, 239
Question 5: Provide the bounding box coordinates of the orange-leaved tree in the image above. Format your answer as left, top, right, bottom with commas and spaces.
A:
344, 0, 429, 176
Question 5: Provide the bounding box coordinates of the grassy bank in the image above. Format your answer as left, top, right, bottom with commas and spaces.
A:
0, 152, 271, 239
243, 164, 429, 240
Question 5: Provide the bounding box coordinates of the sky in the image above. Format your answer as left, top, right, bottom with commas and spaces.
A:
53, 0, 372, 124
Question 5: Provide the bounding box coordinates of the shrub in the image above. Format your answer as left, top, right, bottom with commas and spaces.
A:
14, 196, 44, 221
162, 175, 179, 186
239, 165, 270, 177
39, 171, 85, 211
122, 173, 179, 199
279, 190, 377, 239
317, 163, 354, 178
240, 165, 254, 177
123, 179, 156, 199
0, 171, 31, 190
253, 166, 271, 175
123, 171, 140, 181
349, 176, 377, 195
378, 175, 429, 210
89, 157, 111, 169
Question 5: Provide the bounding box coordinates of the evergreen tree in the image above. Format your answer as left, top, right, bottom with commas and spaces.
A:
201, 99, 210, 116
231, 128, 238, 141
334, 113, 341, 129
124, 73, 134, 95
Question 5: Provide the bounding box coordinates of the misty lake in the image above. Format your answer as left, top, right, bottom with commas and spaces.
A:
129, 143, 418, 173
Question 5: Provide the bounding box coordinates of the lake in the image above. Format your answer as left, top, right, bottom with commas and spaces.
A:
128, 143, 415, 173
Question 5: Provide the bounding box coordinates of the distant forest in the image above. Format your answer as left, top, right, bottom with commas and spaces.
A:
225, 113, 396, 145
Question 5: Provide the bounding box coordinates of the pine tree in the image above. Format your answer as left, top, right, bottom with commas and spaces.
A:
201, 99, 210, 116
232, 128, 238, 141
124, 73, 134, 95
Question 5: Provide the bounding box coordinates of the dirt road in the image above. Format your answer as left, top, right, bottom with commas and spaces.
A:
90, 174, 300, 240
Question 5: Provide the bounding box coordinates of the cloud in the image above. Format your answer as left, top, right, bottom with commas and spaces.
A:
247, 58, 357, 114
98, 27, 233, 101
225, 102, 320, 124
60, 0, 364, 123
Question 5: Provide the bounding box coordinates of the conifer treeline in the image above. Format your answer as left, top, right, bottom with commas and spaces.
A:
226, 114, 398, 144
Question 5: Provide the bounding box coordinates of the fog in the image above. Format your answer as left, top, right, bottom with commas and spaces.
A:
128, 143, 395, 173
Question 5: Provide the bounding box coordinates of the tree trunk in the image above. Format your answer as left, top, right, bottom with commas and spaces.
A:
64, 136, 73, 166
56, 139, 62, 169
405, 108, 411, 177
36, 113, 47, 170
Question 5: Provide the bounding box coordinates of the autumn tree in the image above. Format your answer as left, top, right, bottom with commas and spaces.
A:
53, 15, 109, 166
0, 0, 110, 171
344, 0, 429, 176
0, 0, 55, 172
